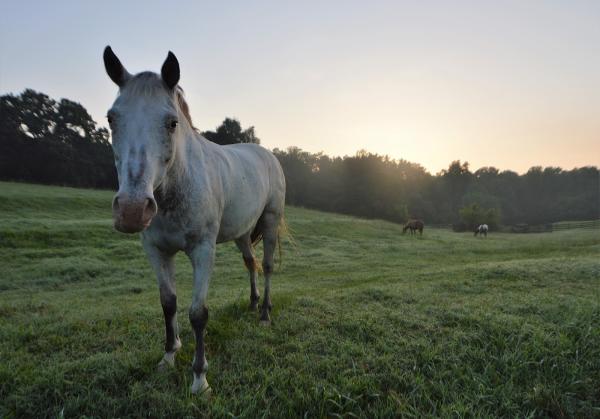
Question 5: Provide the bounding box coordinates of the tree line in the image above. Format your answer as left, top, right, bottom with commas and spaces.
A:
273, 148, 598, 228
1, 89, 598, 227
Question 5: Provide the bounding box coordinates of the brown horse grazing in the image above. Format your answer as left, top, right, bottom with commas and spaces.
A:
403, 219, 424, 236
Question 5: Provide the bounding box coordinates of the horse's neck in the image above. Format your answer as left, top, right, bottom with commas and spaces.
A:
164, 129, 220, 192
158, 130, 202, 198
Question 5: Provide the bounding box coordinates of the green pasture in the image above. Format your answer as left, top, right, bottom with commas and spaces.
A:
0, 181, 599, 417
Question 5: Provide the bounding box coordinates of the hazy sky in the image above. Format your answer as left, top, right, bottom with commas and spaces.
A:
1, 1, 599, 173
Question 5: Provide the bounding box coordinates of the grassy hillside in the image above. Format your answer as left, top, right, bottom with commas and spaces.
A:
0, 181, 599, 418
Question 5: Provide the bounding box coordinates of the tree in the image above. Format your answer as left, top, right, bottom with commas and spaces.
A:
202, 118, 260, 145
0, 89, 117, 188
458, 204, 501, 231
439, 160, 473, 222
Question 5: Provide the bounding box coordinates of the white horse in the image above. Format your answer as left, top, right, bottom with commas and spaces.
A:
103, 46, 286, 395
474, 224, 489, 237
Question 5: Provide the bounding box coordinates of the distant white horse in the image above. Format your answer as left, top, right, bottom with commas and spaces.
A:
474, 224, 489, 237
103, 46, 286, 395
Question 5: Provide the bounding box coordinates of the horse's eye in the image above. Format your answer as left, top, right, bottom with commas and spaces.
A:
170, 120, 178, 129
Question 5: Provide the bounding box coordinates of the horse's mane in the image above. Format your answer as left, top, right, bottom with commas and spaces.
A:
175, 87, 197, 131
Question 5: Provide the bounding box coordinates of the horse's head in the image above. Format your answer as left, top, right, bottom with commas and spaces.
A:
103, 46, 184, 233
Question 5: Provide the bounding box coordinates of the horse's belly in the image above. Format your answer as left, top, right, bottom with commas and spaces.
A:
217, 204, 262, 243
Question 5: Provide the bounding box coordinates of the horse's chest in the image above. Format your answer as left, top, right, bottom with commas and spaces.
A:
144, 222, 187, 252
144, 212, 207, 252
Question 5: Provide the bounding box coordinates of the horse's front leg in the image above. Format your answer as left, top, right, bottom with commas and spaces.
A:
143, 242, 182, 369
187, 239, 216, 395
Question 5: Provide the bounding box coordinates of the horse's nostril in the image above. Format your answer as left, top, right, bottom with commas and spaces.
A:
144, 197, 158, 217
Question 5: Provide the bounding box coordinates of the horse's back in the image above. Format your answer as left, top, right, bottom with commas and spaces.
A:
221, 143, 285, 208
223, 143, 283, 178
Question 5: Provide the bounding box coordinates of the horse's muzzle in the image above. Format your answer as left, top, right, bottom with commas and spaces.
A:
112, 193, 157, 233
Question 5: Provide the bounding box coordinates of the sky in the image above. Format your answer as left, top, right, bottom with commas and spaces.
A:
1, 0, 599, 174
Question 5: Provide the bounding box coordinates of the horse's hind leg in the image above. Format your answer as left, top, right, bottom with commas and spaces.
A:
260, 212, 279, 325
143, 242, 182, 369
235, 235, 260, 311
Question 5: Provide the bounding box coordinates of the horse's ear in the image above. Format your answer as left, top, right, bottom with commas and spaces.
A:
103, 46, 131, 87
161, 51, 180, 90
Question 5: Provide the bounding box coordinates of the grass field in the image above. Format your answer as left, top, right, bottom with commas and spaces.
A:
1, 181, 599, 418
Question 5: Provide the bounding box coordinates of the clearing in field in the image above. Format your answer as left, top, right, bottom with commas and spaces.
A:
0, 181, 599, 417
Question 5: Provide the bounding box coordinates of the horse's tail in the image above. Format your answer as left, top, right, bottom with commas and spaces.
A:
250, 223, 263, 247
251, 213, 294, 270
276, 217, 285, 268
248, 215, 264, 273
276, 215, 298, 268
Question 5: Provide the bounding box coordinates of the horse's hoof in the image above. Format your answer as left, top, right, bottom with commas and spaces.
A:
191, 386, 212, 398
191, 373, 210, 396
195, 386, 212, 399
157, 359, 172, 372
157, 353, 176, 371
259, 319, 271, 327
249, 302, 259, 311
